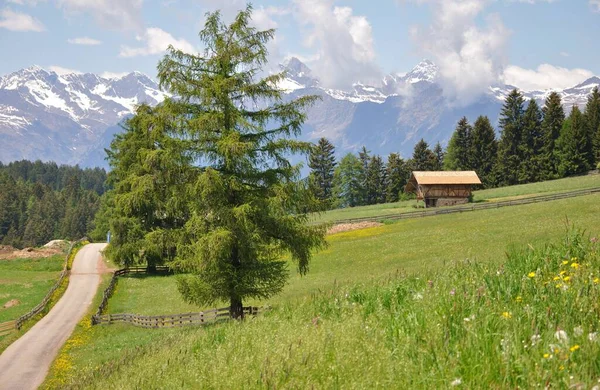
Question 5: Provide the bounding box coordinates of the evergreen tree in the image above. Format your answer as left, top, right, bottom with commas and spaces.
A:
332, 153, 363, 208
432, 142, 444, 171
557, 106, 592, 176
308, 138, 336, 206
470, 116, 497, 187
412, 139, 436, 171
495, 89, 525, 186
357, 146, 370, 205
519, 99, 544, 183
540, 92, 565, 179
153, 7, 326, 318
584, 87, 600, 164
365, 155, 386, 204
444, 117, 472, 170
385, 153, 409, 203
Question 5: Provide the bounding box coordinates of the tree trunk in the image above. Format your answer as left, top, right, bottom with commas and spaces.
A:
230, 296, 243, 319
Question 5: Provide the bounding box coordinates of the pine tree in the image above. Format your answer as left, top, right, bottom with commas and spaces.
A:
540, 92, 565, 179
332, 153, 364, 208
156, 7, 326, 318
444, 117, 472, 170
365, 155, 386, 204
495, 89, 525, 186
308, 138, 336, 206
412, 139, 436, 171
385, 153, 409, 202
557, 106, 592, 176
519, 100, 544, 183
432, 142, 444, 171
357, 146, 370, 205
470, 116, 497, 187
584, 87, 600, 165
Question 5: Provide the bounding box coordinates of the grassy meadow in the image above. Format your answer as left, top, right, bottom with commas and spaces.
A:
312, 173, 600, 223
0, 255, 63, 323
44, 192, 600, 388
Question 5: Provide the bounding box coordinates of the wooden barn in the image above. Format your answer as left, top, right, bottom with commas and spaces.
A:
404, 171, 482, 208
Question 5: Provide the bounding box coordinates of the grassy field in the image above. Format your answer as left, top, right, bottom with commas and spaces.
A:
0, 255, 63, 323
51, 226, 600, 388
313, 173, 600, 223
44, 192, 600, 388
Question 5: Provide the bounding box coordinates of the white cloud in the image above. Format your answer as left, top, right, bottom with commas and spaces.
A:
67, 37, 102, 45
559, 51, 570, 57
0, 8, 44, 31
293, 0, 380, 89
591, 0, 600, 12
503, 64, 594, 91
119, 27, 195, 57
48, 66, 82, 75
409, 0, 510, 105
57, 0, 143, 31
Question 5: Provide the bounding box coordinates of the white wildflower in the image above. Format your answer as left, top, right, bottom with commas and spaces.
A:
574, 326, 584, 337
413, 292, 423, 300
530, 334, 541, 346
588, 332, 598, 342
554, 330, 569, 343
450, 378, 462, 387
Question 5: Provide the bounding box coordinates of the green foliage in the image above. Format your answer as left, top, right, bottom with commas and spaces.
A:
385, 153, 410, 203
432, 141, 444, 171
540, 92, 565, 179
411, 138, 436, 171
444, 116, 472, 170
365, 155, 386, 205
470, 116, 497, 187
332, 153, 364, 208
495, 89, 525, 186
519, 99, 544, 183
557, 106, 592, 176
308, 138, 336, 207
584, 87, 600, 164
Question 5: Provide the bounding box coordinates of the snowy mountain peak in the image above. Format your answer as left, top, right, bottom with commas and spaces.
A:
402, 59, 438, 84
281, 57, 312, 78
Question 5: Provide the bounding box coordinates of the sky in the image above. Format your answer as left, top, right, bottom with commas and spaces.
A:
1, 0, 599, 101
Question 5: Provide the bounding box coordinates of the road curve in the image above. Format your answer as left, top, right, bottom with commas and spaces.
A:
0, 243, 107, 390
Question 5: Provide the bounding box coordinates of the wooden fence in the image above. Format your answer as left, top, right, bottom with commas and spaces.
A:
92, 266, 171, 322
92, 306, 260, 328
329, 187, 600, 225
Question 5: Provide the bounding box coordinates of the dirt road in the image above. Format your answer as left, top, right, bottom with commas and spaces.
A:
0, 243, 107, 390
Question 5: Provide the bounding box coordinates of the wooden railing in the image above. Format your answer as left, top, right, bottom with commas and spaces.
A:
328, 187, 600, 225
92, 266, 172, 323
92, 306, 260, 328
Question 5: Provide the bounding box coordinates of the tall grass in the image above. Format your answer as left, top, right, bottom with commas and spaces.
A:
61, 228, 600, 389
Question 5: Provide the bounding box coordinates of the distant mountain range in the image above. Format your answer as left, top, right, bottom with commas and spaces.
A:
1, 59, 598, 169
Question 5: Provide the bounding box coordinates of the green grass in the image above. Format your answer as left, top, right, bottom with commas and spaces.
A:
313, 173, 600, 223
53, 226, 600, 389
46, 193, 600, 388
0, 255, 63, 323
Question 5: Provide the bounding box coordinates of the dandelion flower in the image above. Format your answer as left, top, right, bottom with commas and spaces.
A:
571, 262, 579, 269
528, 272, 536, 278
543, 353, 550, 359
553, 276, 561, 281
562, 260, 569, 265
564, 276, 571, 282
515, 296, 523, 303
560, 270, 567, 275
570, 345, 580, 352
502, 312, 512, 319
593, 277, 599, 284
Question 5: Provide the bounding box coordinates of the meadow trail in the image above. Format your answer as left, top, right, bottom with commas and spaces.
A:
0, 243, 107, 390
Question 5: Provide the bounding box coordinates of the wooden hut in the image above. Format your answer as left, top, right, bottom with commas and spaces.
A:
404, 171, 481, 208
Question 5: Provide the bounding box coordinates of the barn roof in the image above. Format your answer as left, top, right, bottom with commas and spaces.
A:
405, 171, 481, 192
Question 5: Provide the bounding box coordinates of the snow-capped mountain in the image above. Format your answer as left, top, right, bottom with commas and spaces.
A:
0, 59, 598, 169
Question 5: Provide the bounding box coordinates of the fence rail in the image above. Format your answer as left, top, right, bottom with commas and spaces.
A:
92, 306, 260, 328
329, 187, 600, 225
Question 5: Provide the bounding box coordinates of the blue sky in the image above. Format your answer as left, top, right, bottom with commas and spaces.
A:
1, 0, 599, 97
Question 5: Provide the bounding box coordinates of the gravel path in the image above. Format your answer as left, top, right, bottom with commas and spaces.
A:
0, 243, 107, 390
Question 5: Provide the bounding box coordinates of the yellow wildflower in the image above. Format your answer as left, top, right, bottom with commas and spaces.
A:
560, 270, 567, 275
515, 296, 523, 303
559, 365, 565, 371
562, 260, 569, 265
593, 277, 599, 284
502, 311, 512, 319
571, 262, 579, 269
543, 353, 550, 359
563, 276, 571, 282
528, 272, 536, 278
553, 276, 560, 281
570, 345, 580, 352
555, 283, 563, 289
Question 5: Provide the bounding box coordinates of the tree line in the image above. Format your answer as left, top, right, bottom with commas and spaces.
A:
0, 160, 106, 248
308, 87, 600, 208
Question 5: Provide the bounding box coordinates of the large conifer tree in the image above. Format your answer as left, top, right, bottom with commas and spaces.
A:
385, 153, 409, 202
308, 138, 336, 206
470, 116, 497, 187
540, 92, 565, 179
519, 99, 544, 183
332, 153, 364, 208
412, 139, 436, 171
495, 89, 525, 186
557, 106, 592, 176
584, 87, 600, 164
444, 117, 472, 170
365, 155, 386, 205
